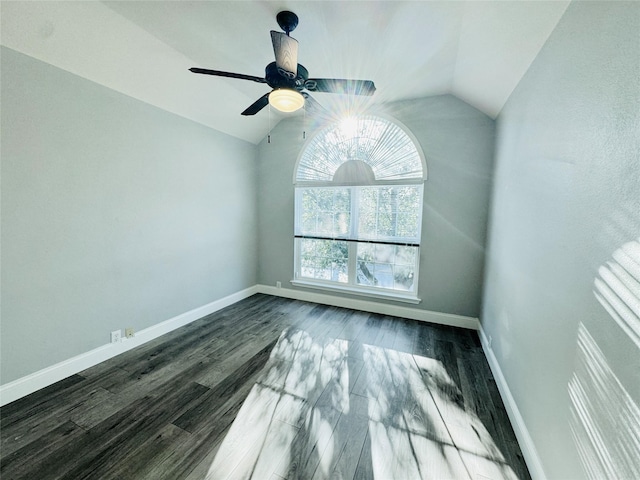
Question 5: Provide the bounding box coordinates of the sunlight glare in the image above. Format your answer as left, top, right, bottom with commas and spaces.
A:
339, 116, 359, 138
594, 238, 640, 348
568, 323, 640, 479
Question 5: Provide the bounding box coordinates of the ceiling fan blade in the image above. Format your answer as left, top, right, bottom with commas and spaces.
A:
189, 68, 267, 84
301, 92, 325, 113
270, 31, 298, 79
305, 78, 376, 96
241, 93, 271, 116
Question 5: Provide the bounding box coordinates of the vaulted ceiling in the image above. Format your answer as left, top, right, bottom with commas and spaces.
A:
1, 1, 570, 144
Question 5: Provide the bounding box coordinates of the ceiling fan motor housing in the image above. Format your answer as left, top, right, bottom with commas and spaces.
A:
265, 62, 309, 91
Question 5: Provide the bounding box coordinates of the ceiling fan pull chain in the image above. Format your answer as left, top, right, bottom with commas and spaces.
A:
268, 104, 272, 144
303, 103, 306, 139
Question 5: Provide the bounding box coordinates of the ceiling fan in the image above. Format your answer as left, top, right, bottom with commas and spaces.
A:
189, 11, 376, 116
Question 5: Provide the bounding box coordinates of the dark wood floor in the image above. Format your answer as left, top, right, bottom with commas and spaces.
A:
1, 294, 530, 479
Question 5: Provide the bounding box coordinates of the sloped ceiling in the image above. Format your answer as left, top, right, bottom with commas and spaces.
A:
1, 1, 569, 144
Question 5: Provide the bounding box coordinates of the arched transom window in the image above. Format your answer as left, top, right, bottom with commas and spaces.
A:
293, 116, 426, 302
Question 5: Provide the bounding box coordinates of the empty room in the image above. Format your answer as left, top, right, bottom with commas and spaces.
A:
1, 1, 638, 479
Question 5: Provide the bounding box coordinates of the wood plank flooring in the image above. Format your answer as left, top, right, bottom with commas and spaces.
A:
0, 294, 531, 479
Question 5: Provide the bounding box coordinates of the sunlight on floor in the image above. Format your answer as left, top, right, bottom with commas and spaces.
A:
205, 327, 517, 479
365, 346, 517, 480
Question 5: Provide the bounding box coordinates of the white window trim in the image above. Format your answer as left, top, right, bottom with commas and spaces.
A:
290, 279, 422, 305
294, 178, 425, 188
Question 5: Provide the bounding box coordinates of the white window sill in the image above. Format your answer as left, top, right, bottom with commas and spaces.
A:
290, 279, 422, 305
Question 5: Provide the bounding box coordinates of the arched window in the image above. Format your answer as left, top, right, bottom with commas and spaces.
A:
293, 115, 426, 302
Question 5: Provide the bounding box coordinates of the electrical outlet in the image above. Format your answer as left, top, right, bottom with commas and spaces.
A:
276, 281, 282, 289
111, 330, 122, 343
125, 327, 134, 338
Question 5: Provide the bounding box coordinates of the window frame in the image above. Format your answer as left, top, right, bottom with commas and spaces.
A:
293, 182, 423, 303
292, 115, 426, 304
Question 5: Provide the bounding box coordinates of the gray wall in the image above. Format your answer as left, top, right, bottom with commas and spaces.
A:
482, 2, 640, 479
257, 95, 495, 318
1, 47, 258, 384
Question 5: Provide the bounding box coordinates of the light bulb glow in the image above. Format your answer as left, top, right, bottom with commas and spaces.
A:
269, 89, 305, 113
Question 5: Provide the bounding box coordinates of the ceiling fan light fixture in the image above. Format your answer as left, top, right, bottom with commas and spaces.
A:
269, 89, 305, 112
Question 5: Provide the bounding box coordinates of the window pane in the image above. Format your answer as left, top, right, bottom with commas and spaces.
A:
300, 188, 350, 237
356, 243, 417, 291
395, 245, 417, 265
357, 186, 421, 241
358, 189, 378, 239
300, 239, 348, 283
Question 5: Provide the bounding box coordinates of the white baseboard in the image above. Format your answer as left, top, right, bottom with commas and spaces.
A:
257, 284, 479, 330
478, 325, 547, 480
1, 284, 478, 407
0, 286, 258, 407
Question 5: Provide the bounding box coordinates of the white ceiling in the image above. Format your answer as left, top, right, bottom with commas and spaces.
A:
1, 1, 570, 144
